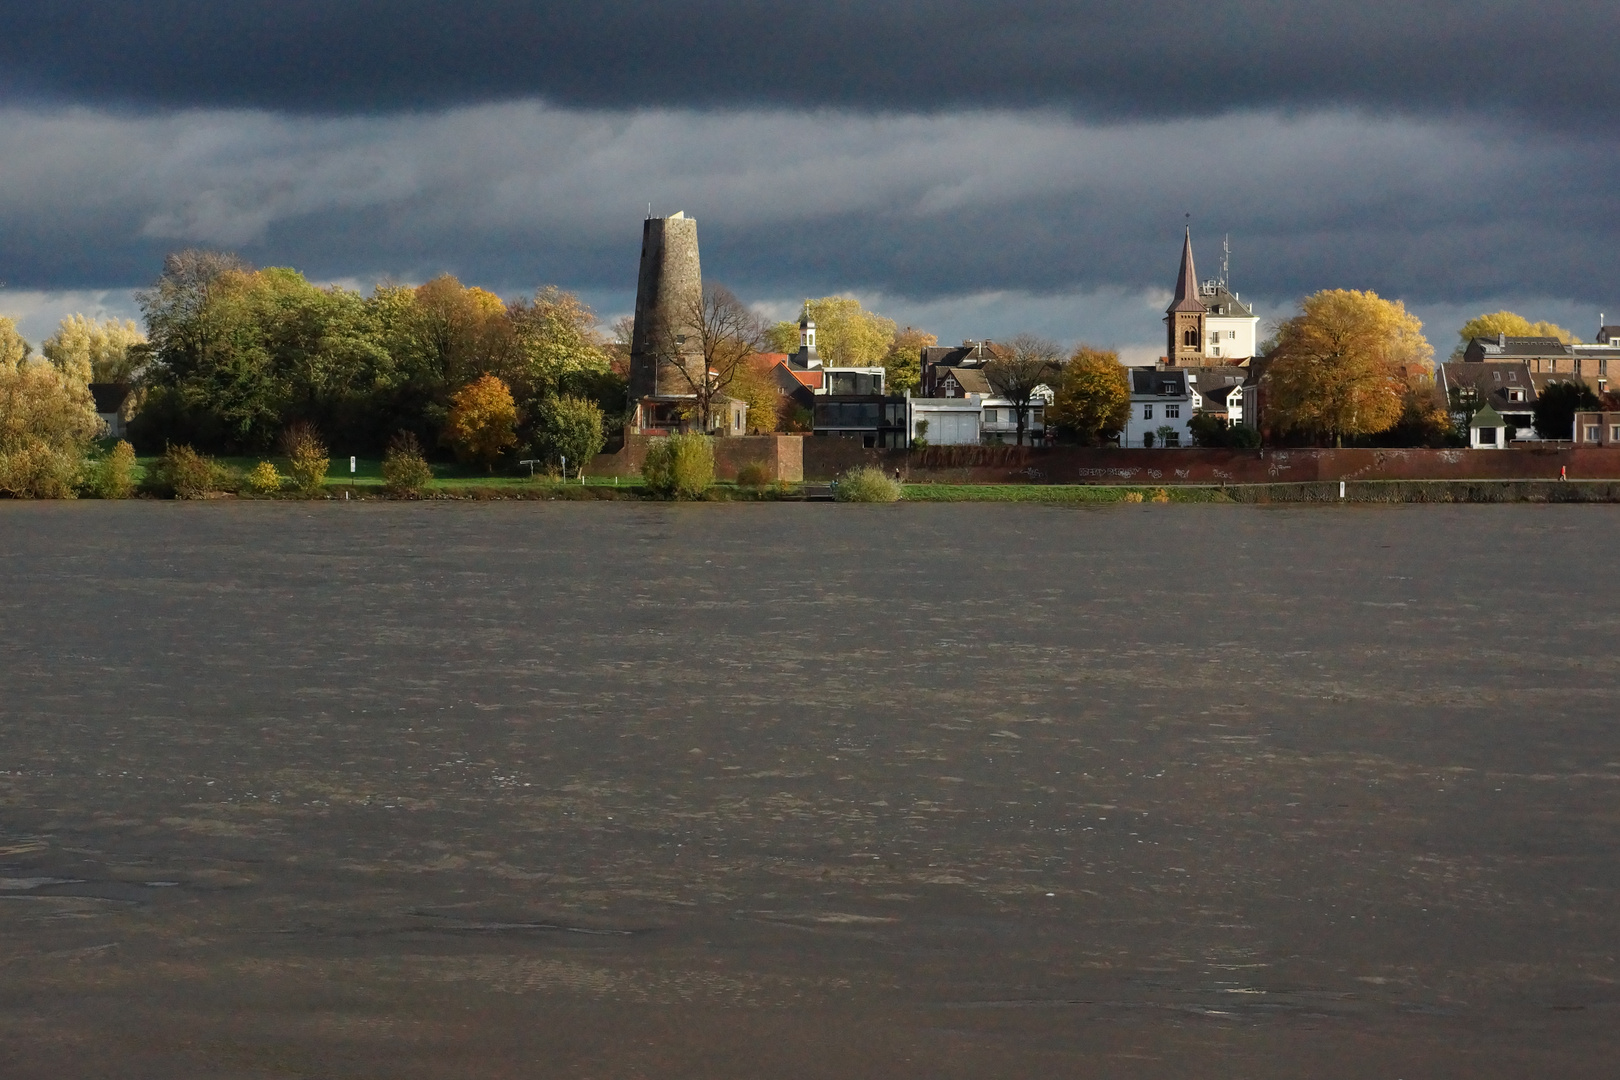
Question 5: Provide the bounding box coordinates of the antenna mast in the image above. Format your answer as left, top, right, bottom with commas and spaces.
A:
1220, 234, 1230, 291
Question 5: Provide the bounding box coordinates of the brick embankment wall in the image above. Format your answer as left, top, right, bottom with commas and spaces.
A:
800, 441, 1620, 484
588, 434, 804, 482
1225, 480, 1620, 503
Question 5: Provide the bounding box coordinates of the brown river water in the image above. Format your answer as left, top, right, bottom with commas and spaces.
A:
0, 501, 1615, 1078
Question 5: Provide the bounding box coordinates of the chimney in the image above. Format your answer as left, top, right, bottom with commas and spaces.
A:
1498, 331, 1506, 347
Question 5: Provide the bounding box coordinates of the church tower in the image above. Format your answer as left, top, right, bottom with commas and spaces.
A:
1164, 229, 1206, 367
792, 301, 822, 369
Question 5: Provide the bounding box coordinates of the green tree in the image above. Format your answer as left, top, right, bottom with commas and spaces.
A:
534, 394, 606, 476
1532, 380, 1602, 440
134, 250, 284, 451
443, 374, 518, 469
1048, 346, 1130, 445
1265, 289, 1433, 446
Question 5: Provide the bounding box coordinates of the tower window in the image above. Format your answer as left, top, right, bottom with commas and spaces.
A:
1183, 328, 1200, 348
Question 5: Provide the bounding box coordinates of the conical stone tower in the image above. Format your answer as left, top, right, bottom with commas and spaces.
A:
628, 212, 703, 399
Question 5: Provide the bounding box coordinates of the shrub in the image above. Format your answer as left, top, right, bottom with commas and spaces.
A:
381, 431, 435, 496
0, 361, 102, 498
280, 422, 329, 496
642, 432, 713, 499
85, 439, 138, 498
1150, 487, 1170, 503
735, 461, 772, 487
244, 461, 284, 495
150, 443, 230, 498
834, 465, 903, 503
1122, 491, 1145, 503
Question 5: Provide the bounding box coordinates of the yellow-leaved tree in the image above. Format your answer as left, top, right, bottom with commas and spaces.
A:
0, 360, 104, 497
1, 316, 32, 371
1049, 347, 1131, 445
768, 297, 897, 367
443, 374, 518, 470
42, 314, 148, 384
1457, 311, 1578, 346
1265, 289, 1433, 446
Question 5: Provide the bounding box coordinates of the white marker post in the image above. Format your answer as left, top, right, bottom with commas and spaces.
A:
1339, 481, 1346, 499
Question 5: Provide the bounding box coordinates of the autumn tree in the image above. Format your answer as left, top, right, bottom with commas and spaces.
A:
768, 296, 896, 367
1264, 289, 1433, 446
985, 333, 1063, 445
443, 374, 518, 469
1457, 311, 1579, 347
657, 284, 764, 433
0, 360, 104, 497
0, 317, 32, 371
43, 314, 147, 384
1049, 346, 1130, 445
729, 355, 786, 433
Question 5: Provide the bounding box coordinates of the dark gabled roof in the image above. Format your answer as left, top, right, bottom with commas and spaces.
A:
1198, 284, 1255, 318
1465, 335, 1573, 360
1471, 403, 1504, 427
1130, 368, 1189, 396
1167, 230, 1205, 315
1183, 365, 1247, 389
88, 383, 132, 413
1440, 361, 1536, 411
935, 366, 992, 395
921, 341, 1005, 369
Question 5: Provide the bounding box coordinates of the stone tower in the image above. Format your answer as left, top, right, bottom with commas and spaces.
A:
629, 212, 703, 399
1164, 228, 1206, 367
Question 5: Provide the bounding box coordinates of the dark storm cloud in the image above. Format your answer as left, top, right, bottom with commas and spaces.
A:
3, 104, 1616, 315
2, 1, 1616, 124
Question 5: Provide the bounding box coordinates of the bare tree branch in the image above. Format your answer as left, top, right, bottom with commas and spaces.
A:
986, 333, 1062, 446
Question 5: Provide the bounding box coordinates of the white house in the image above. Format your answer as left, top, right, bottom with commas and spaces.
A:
1122, 368, 1194, 448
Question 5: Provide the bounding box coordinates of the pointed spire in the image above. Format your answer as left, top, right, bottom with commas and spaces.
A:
1168, 227, 1204, 314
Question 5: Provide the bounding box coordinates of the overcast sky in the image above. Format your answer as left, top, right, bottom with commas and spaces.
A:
2, 1, 1616, 357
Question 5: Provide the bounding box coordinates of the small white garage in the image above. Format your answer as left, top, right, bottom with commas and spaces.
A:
908, 396, 982, 446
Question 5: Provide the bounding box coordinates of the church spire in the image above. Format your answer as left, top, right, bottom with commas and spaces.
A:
1168, 227, 1204, 314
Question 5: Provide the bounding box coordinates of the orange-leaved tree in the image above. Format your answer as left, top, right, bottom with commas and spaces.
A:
443, 374, 518, 470
1264, 289, 1432, 447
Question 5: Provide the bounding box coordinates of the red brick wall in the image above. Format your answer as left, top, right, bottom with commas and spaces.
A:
588, 434, 804, 482
801, 441, 1620, 484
